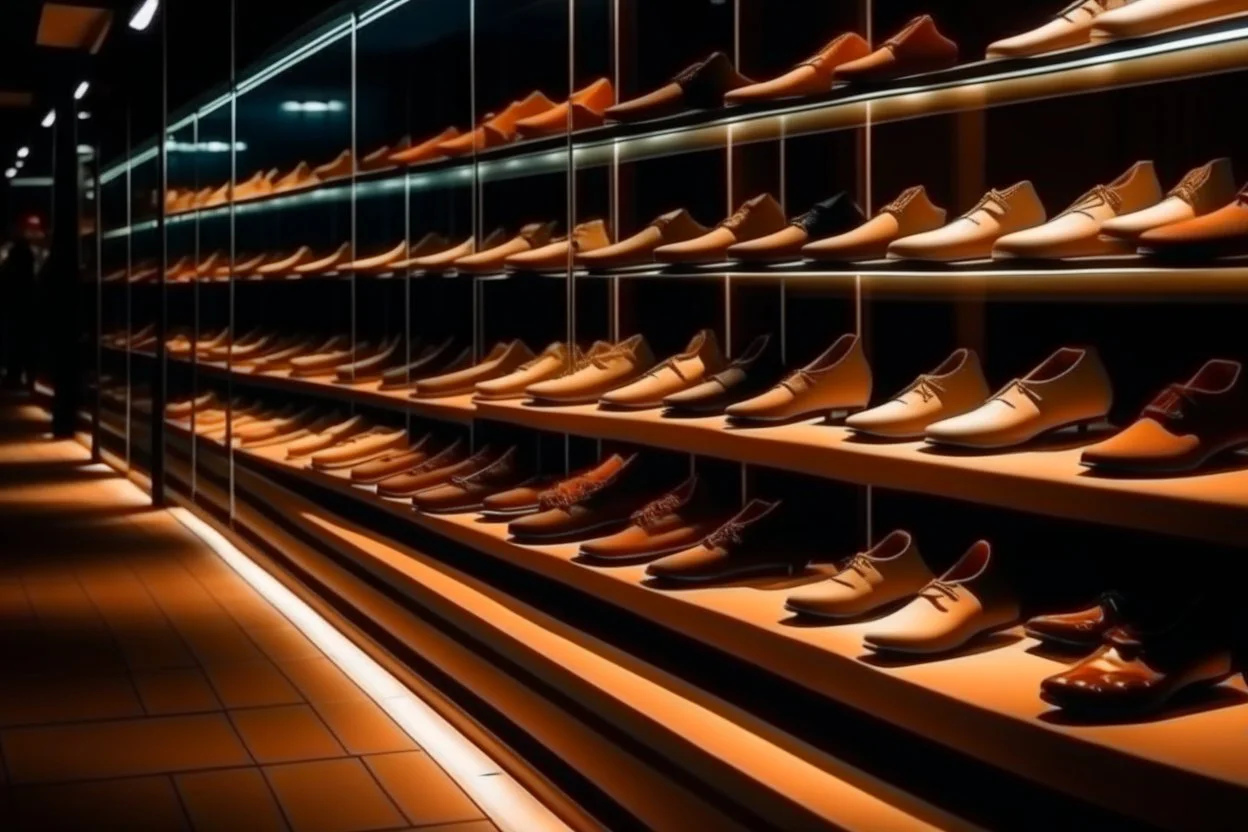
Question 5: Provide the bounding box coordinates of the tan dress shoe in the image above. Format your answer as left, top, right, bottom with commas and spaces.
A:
378, 442, 487, 498
725, 33, 871, 104
526, 335, 655, 404
863, 541, 1019, 655
234, 406, 320, 445
289, 342, 366, 378
310, 428, 408, 471
925, 347, 1112, 449
455, 222, 558, 274
785, 531, 935, 619
254, 246, 313, 277
293, 242, 352, 276
384, 232, 454, 270
1137, 185, 1248, 257
599, 329, 726, 409
273, 162, 319, 193
287, 415, 369, 459
234, 168, 278, 201
577, 209, 710, 270
254, 335, 347, 373
504, 220, 611, 271
1091, 0, 1248, 41
335, 335, 403, 383
1099, 158, 1236, 242
986, 0, 1128, 59
338, 241, 408, 274
655, 194, 787, 265
846, 349, 990, 439
414, 341, 534, 399
803, 186, 946, 262
514, 79, 615, 138
728, 193, 864, 264
437, 92, 556, 156
474, 342, 574, 401
314, 150, 354, 180
993, 162, 1162, 259
836, 16, 959, 82
726, 333, 871, 423
410, 448, 531, 514
889, 182, 1047, 262
349, 435, 432, 484
389, 128, 459, 165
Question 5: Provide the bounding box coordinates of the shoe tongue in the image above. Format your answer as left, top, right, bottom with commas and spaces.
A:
1186, 360, 1240, 394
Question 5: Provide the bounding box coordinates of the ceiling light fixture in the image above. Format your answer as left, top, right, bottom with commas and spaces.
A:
14, 160, 23, 169
17, 147, 29, 159
280, 100, 345, 113
128, 0, 159, 31
78, 111, 91, 120
41, 110, 56, 128
74, 81, 90, 100
4, 168, 15, 179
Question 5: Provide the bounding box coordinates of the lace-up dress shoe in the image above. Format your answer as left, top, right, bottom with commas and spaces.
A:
508, 454, 649, 541
889, 182, 1047, 262
455, 223, 558, 274
350, 435, 432, 484
273, 162, 319, 193
314, 150, 353, 181
836, 16, 958, 83
993, 162, 1162, 259
376, 440, 473, 498
863, 541, 1019, 654
646, 500, 801, 582
726, 333, 871, 423
785, 531, 935, 619
390, 127, 460, 165
727, 193, 864, 263
1099, 158, 1236, 243
599, 330, 725, 409
926, 347, 1112, 449
411, 447, 528, 513
1025, 592, 1127, 649
577, 475, 720, 563
438, 92, 556, 156
310, 428, 409, 471
526, 335, 655, 404
287, 415, 370, 459
803, 186, 947, 262
475, 343, 575, 401
504, 220, 610, 271
655, 194, 787, 265
1137, 185, 1248, 258
725, 33, 871, 104
514, 78, 615, 138
605, 52, 750, 123
293, 243, 352, 276
662, 334, 778, 415
576, 209, 710, 270
1091, 0, 1248, 42
414, 341, 533, 399
987, 0, 1128, 59
1081, 359, 1248, 472
846, 349, 990, 439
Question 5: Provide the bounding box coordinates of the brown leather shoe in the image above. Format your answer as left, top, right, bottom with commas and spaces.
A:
376, 440, 474, 498
526, 335, 655, 404
863, 541, 1019, 654
389, 127, 460, 166
454, 223, 558, 274
889, 182, 1047, 262
314, 150, 353, 181
803, 187, 948, 262
599, 330, 726, 410
287, 415, 369, 459
504, 220, 611, 271
926, 347, 1113, 449
350, 435, 432, 484
339, 241, 408, 274
605, 52, 750, 122
507, 454, 648, 541
474, 342, 575, 401
274, 162, 319, 193
662, 334, 779, 415
1137, 185, 1248, 258
726, 333, 871, 424
293, 243, 352, 276
360, 137, 406, 173
728, 193, 863, 264
577, 475, 721, 563
384, 232, 454, 271
310, 428, 409, 471
414, 341, 534, 399
987, 0, 1128, 59
514, 78, 615, 138
412, 447, 529, 513
576, 209, 710, 270
1081, 359, 1248, 473
379, 339, 465, 390
1100, 158, 1236, 243
334, 336, 403, 383
438, 92, 556, 156
1091, 0, 1248, 42
724, 33, 871, 104
646, 499, 802, 583
993, 162, 1163, 259
1024, 592, 1127, 649
655, 194, 787, 265
846, 348, 990, 439
836, 16, 959, 83
785, 531, 935, 619
255, 246, 313, 277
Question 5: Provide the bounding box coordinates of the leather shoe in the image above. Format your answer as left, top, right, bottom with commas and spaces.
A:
514, 79, 615, 138
726, 333, 871, 423
987, 0, 1128, 59
504, 220, 611, 271
577, 209, 710, 270
1025, 591, 1127, 649
526, 335, 655, 405
1099, 158, 1236, 243
724, 33, 871, 104
438, 92, 556, 156
889, 182, 1047, 262
414, 341, 534, 399
836, 16, 958, 83
728, 193, 863, 264
1091, 0, 1248, 42
1137, 185, 1248, 258
846, 348, 990, 439
411, 447, 530, 513
577, 475, 721, 563
655, 194, 787, 265
508, 454, 649, 541
803, 186, 946, 262
785, 530, 935, 619
646, 500, 802, 583
605, 52, 750, 122
455, 223, 558, 274
599, 329, 725, 410
390, 127, 460, 166
474, 342, 575, 401
662, 334, 778, 415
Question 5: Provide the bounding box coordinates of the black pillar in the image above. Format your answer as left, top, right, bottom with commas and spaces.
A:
50, 93, 80, 438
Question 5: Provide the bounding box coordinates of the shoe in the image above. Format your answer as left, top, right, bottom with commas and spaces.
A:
1040, 622, 1239, 717
599, 330, 726, 409
350, 435, 433, 484
1080, 359, 1248, 473
314, 150, 353, 180
287, 415, 369, 459
166, 392, 216, 420
514, 78, 615, 138
411, 447, 530, 513
889, 182, 1047, 262
576, 209, 710, 270
395, 230, 505, 273
993, 162, 1163, 259
339, 241, 408, 274
576, 475, 721, 563
726, 333, 871, 423
375, 440, 472, 498
234, 169, 277, 201
254, 246, 314, 277
863, 541, 1018, 654
334, 336, 403, 383
390, 127, 460, 165
846, 349, 990, 439
925, 347, 1112, 449
727, 193, 864, 264
385, 233, 454, 270
273, 162, 319, 192
646, 500, 802, 582
836, 16, 959, 83
293, 243, 352, 276
1099, 158, 1236, 243
413, 341, 534, 399
662, 334, 779, 415
254, 335, 347, 374
655, 194, 787, 265
986, 0, 1129, 59
508, 454, 649, 541
378, 338, 461, 390
474, 342, 574, 401
360, 137, 406, 172
605, 52, 751, 122
288, 342, 361, 378
526, 335, 655, 404
784, 531, 935, 619
504, 220, 611, 271
310, 428, 408, 471
1091, 0, 1248, 42
454, 222, 559, 274
725, 33, 872, 104
479, 479, 560, 518
437, 92, 557, 156
1024, 592, 1127, 649
1137, 185, 1248, 258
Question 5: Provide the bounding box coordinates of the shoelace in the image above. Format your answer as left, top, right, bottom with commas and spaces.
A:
720, 206, 751, 232
835, 552, 876, 581
991, 378, 1044, 409
961, 190, 1010, 226
919, 578, 961, 605
880, 186, 921, 217
538, 476, 607, 510
647, 356, 690, 381
589, 347, 634, 370
519, 347, 573, 372
780, 368, 815, 393
704, 521, 745, 549
1064, 183, 1122, 218
1058, 0, 1101, 22
631, 493, 683, 528
898, 373, 946, 404
1168, 166, 1211, 204
450, 455, 511, 488
1144, 384, 1196, 420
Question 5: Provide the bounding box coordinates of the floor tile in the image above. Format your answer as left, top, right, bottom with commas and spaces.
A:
2, 712, 251, 783
204, 660, 304, 709
176, 767, 290, 832
133, 668, 222, 715
0, 672, 144, 727
181, 622, 268, 665
248, 623, 322, 663
313, 699, 417, 756
364, 752, 483, 827
9, 775, 190, 831
230, 705, 345, 764
264, 758, 406, 832
116, 628, 200, 670
279, 657, 368, 705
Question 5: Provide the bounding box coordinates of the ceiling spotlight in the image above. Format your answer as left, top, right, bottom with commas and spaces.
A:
14, 160, 23, 169
41, 110, 56, 128
4, 168, 15, 179
129, 0, 160, 31
74, 81, 90, 101
78, 111, 91, 120
280, 100, 345, 113
17, 147, 29, 159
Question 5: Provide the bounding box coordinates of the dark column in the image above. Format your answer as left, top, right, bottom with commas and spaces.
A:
150, 4, 169, 506
50, 92, 80, 438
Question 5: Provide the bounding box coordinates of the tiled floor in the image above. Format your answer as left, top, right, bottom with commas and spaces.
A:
0, 399, 496, 832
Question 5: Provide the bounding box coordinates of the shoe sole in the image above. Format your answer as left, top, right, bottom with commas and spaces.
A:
648, 560, 803, 584
1081, 437, 1248, 475
1021, 626, 1100, 651
727, 407, 863, 426
576, 540, 703, 565
863, 621, 1015, 656
926, 417, 1105, 451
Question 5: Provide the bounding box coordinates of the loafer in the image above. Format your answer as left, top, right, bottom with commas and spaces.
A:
293, 243, 352, 276
526, 335, 655, 405
411, 447, 528, 513
504, 220, 611, 271
454, 222, 558, 274
647, 500, 802, 583
605, 52, 750, 122
1137, 185, 1248, 258
508, 454, 649, 541
577, 475, 720, 563
1025, 592, 1127, 649
514, 78, 615, 138
437, 92, 556, 155
350, 435, 433, 484
310, 428, 409, 471
414, 341, 535, 399
662, 334, 778, 415
987, 0, 1128, 59
475, 342, 575, 401
390, 127, 460, 165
